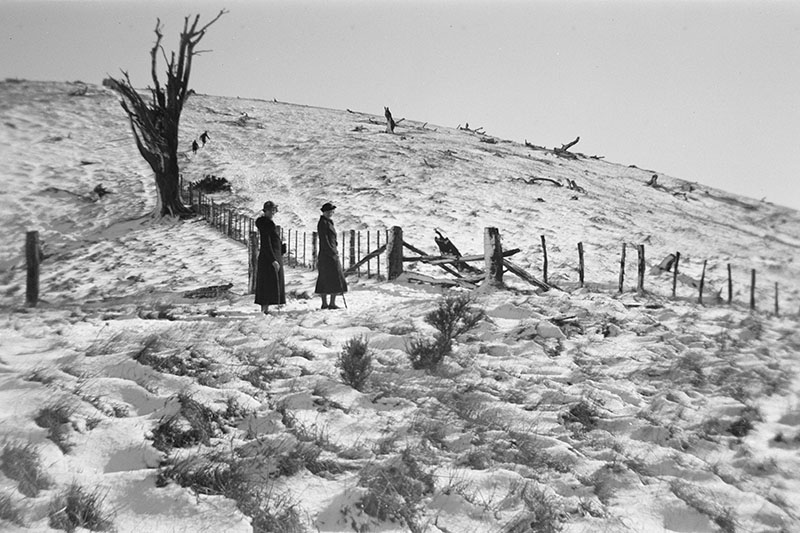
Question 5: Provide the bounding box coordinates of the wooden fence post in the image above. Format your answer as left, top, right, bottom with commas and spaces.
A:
540, 235, 548, 285
672, 252, 680, 298
618, 243, 626, 293
356, 231, 362, 278
349, 229, 356, 270
387, 226, 404, 280
774, 282, 779, 316
484, 227, 503, 287
750, 269, 756, 311
698, 259, 707, 305
312, 232, 318, 270
637, 244, 645, 293
294, 230, 298, 267
376, 230, 381, 280
248, 231, 259, 294
303, 232, 307, 268
26, 231, 40, 307
366, 231, 371, 278
577, 242, 585, 288
341, 231, 346, 270
727, 264, 732, 304
287, 229, 292, 265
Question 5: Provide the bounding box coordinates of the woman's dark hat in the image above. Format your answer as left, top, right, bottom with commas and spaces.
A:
321, 202, 336, 212
263, 201, 278, 212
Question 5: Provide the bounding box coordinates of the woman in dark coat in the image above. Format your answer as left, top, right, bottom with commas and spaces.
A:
255, 201, 285, 314
314, 202, 348, 309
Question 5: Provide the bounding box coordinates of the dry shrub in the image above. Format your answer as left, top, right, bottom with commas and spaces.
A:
406, 293, 485, 371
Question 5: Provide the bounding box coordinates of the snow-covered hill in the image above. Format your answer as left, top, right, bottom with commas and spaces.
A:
1, 80, 798, 532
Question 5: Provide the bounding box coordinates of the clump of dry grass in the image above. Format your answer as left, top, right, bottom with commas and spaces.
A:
150, 393, 226, 452
0, 441, 53, 497
157, 448, 306, 533
560, 400, 599, 433
48, 482, 114, 532
358, 448, 435, 532
0, 491, 25, 526
503, 482, 564, 533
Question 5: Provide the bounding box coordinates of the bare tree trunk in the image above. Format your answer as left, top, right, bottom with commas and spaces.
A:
109, 10, 226, 218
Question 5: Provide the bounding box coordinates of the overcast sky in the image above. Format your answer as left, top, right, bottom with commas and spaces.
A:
3, 0, 799, 211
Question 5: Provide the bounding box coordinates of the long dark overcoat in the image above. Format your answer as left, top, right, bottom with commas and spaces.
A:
314, 216, 348, 295
255, 216, 286, 305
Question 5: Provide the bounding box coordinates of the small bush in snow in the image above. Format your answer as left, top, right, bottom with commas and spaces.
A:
336, 336, 372, 391
1, 442, 53, 497
406, 293, 484, 371
48, 483, 114, 532
424, 293, 485, 346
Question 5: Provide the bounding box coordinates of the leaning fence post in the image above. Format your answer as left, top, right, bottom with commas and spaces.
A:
577, 242, 585, 288
618, 243, 626, 293
637, 244, 645, 293
26, 231, 40, 307
387, 226, 404, 280
366, 231, 371, 278
698, 259, 707, 305
750, 269, 756, 311
484, 227, 503, 287
672, 252, 680, 298
540, 235, 548, 285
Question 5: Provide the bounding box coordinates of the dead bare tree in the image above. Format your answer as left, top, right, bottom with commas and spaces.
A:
108, 10, 226, 217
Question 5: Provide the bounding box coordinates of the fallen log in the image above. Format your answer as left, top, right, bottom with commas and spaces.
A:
556, 136, 580, 152
523, 177, 562, 187
502, 259, 551, 291
344, 243, 387, 275
403, 242, 463, 278
397, 272, 481, 289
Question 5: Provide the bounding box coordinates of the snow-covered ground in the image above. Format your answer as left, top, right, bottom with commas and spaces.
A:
1, 80, 799, 532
